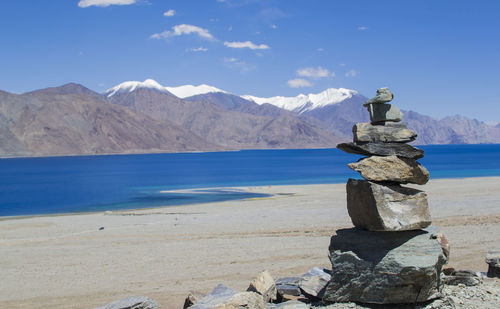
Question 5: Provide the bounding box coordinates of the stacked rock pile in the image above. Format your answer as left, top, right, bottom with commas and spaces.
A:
323, 88, 448, 305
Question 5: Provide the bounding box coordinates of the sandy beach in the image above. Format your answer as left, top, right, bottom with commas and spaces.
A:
1, 177, 499, 308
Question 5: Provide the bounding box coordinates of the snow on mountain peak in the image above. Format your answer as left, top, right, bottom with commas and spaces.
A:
165, 84, 227, 99
105, 79, 166, 97
105, 79, 226, 98
241, 88, 358, 113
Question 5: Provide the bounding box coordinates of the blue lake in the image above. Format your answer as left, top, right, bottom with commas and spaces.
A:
1, 144, 500, 216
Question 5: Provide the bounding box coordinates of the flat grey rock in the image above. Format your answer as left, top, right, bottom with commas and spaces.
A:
94, 296, 158, 309
348, 155, 430, 185
298, 267, 331, 299
323, 228, 446, 304
353, 122, 417, 143
276, 277, 302, 297
367, 103, 403, 123
337, 142, 424, 159
364, 87, 394, 106
189, 284, 236, 309
346, 179, 432, 231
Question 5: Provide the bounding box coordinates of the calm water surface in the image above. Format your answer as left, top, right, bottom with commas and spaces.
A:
1, 144, 499, 216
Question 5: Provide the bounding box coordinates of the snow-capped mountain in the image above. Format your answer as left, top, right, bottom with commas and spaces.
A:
242, 88, 358, 114
105, 79, 227, 99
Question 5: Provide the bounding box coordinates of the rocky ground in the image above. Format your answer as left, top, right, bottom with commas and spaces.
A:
316, 277, 500, 309
180, 269, 500, 309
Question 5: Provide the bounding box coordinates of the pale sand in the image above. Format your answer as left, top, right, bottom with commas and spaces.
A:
1, 177, 499, 309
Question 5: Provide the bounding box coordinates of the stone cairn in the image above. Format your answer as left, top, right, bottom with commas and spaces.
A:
323, 88, 448, 305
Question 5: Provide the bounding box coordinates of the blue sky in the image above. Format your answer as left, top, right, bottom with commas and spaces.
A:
0, 0, 499, 123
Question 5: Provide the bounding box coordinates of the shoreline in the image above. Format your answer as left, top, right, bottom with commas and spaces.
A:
2, 175, 500, 219
1, 143, 499, 159
1, 177, 499, 308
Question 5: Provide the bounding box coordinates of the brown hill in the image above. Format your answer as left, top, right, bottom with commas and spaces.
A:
0, 86, 218, 157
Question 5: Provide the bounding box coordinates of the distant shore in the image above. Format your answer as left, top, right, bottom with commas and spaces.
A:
1, 143, 499, 160
1, 177, 499, 308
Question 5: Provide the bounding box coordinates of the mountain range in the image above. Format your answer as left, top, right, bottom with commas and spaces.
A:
0, 79, 499, 157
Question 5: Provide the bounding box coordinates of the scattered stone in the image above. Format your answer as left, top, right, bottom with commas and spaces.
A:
485, 251, 500, 278
298, 267, 331, 299
337, 142, 424, 159
183, 292, 199, 309
215, 291, 266, 309
353, 122, 417, 143
367, 103, 403, 123
267, 300, 310, 309
276, 277, 301, 297
247, 270, 277, 303
363, 87, 394, 106
323, 228, 446, 304
94, 296, 158, 309
348, 156, 429, 185
442, 270, 482, 286
278, 293, 309, 303
436, 232, 451, 260
346, 179, 431, 231
442, 266, 456, 276
99, 227, 104, 230
189, 284, 236, 309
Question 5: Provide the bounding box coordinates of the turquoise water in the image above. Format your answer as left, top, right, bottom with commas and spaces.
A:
1, 144, 499, 216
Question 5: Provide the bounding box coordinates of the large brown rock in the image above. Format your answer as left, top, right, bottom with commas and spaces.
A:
348, 155, 430, 184
337, 142, 424, 159
323, 228, 446, 304
346, 179, 432, 231
353, 122, 417, 143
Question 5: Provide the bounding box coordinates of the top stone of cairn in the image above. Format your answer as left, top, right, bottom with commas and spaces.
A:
364, 87, 394, 106
364, 87, 403, 123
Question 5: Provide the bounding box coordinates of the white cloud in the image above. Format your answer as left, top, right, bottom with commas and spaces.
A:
224, 41, 269, 50
316, 48, 324, 52
339, 63, 346, 67
163, 9, 175, 17
345, 70, 358, 77
287, 78, 313, 88
358, 26, 368, 30
186, 47, 208, 52
78, 0, 136, 7
271, 24, 277, 29
150, 24, 215, 40
228, 26, 233, 31
223, 57, 253, 72
224, 57, 239, 63
296, 66, 333, 78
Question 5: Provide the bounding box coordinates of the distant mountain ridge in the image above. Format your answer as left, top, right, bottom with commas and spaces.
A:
0, 84, 218, 157
105, 79, 227, 99
0, 79, 499, 157
242, 88, 358, 114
